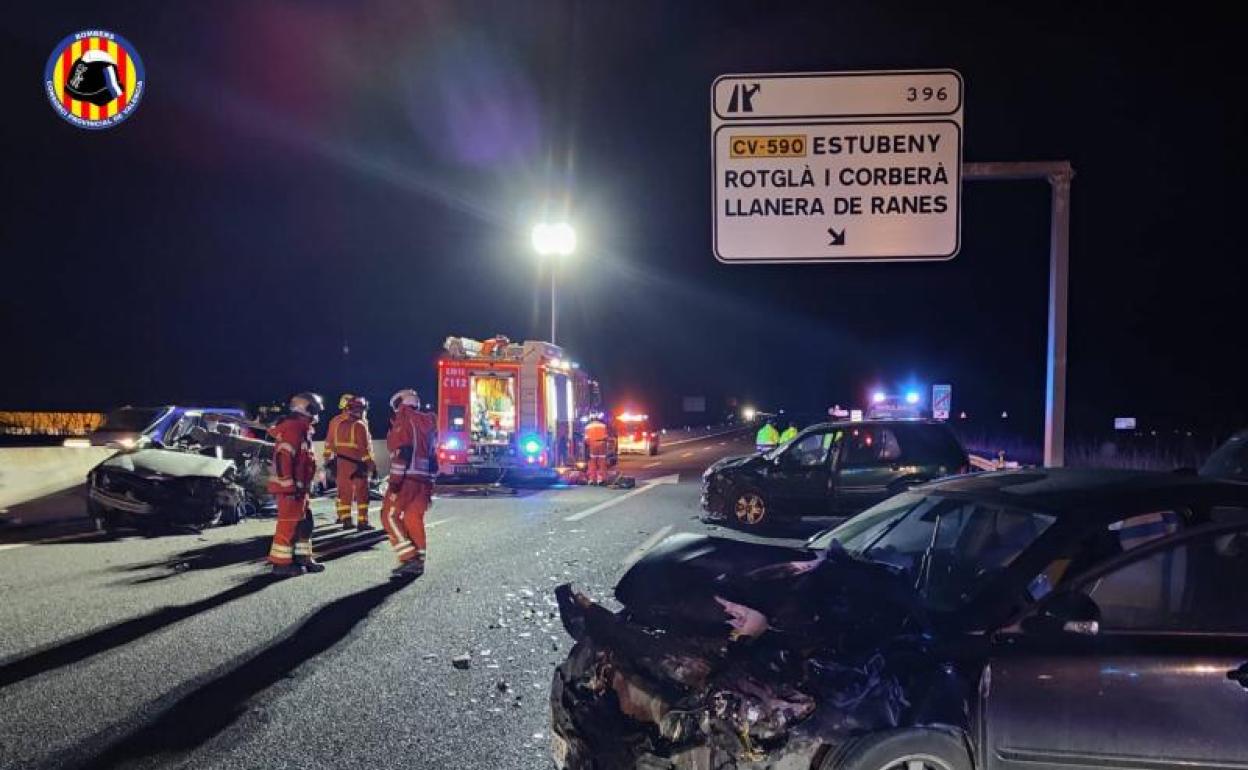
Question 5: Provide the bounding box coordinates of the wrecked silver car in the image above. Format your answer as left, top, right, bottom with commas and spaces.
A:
87, 412, 274, 531
552, 470, 1248, 770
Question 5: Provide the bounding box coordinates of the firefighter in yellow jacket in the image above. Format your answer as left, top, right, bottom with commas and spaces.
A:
324, 394, 376, 531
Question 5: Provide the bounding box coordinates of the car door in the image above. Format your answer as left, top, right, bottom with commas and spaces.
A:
982, 523, 1248, 770
831, 425, 903, 514
767, 429, 838, 516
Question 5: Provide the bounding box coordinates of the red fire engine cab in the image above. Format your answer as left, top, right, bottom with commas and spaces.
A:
436, 335, 606, 479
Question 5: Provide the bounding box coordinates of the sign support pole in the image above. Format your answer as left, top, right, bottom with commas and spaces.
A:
963, 161, 1074, 467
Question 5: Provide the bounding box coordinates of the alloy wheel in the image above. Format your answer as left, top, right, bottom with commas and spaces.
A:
734, 492, 766, 525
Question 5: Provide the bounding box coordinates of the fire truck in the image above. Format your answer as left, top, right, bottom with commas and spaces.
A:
435, 335, 608, 479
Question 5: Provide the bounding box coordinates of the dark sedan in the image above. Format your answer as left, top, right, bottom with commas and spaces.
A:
701, 419, 969, 529
553, 469, 1248, 770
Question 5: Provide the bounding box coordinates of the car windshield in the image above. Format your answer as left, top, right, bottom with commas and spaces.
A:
1201, 432, 1248, 481
812, 492, 1057, 611
98, 407, 167, 434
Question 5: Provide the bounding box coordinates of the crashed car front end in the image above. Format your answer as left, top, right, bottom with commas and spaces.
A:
550, 535, 970, 769
87, 449, 246, 530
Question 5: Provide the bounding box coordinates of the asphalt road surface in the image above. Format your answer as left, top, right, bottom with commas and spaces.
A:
0, 427, 831, 770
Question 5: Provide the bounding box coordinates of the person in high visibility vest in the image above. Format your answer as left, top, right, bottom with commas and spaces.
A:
380, 389, 437, 579
755, 421, 780, 453
266, 392, 325, 577
324, 394, 376, 531
779, 422, 799, 444
584, 416, 610, 486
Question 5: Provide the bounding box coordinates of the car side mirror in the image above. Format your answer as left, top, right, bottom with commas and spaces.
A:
1021, 591, 1101, 637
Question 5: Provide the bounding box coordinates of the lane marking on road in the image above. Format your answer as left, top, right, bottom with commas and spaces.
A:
0, 544, 28, 553
426, 518, 452, 528
565, 474, 680, 522
661, 427, 750, 448
621, 525, 674, 568
643, 461, 661, 468
680, 452, 692, 458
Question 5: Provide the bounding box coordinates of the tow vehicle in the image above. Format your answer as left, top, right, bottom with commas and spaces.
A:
613, 411, 660, 456
435, 335, 608, 480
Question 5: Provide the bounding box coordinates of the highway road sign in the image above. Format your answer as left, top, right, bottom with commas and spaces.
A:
932, 383, 952, 420
712, 69, 963, 263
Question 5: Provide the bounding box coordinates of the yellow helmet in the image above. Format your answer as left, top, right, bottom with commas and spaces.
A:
338, 393, 356, 411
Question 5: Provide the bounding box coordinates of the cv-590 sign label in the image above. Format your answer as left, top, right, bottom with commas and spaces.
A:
711, 70, 963, 263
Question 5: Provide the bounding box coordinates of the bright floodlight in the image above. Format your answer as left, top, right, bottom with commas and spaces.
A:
905, 391, 920, 405
742, 406, 757, 421
532, 222, 576, 256
871, 391, 887, 404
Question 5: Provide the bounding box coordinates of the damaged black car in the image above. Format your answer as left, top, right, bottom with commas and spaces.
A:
553, 469, 1248, 769
87, 411, 275, 532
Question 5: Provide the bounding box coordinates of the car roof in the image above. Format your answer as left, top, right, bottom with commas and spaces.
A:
804, 418, 951, 431
921, 467, 1248, 519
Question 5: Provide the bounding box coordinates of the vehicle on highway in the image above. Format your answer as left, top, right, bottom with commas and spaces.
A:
87, 411, 273, 532
553, 469, 1248, 770
701, 419, 969, 528
435, 335, 611, 480
1201, 428, 1248, 481
88, 405, 247, 449
614, 412, 660, 456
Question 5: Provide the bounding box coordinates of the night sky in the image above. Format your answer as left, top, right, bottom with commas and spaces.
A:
2, 1, 1244, 442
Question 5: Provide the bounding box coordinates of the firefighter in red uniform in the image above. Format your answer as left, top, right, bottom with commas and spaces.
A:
267, 392, 325, 577
324, 394, 376, 531
380, 388, 437, 578
584, 414, 610, 486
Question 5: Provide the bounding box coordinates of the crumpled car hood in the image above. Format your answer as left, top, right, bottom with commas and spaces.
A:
552, 536, 942, 769
706, 454, 763, 475
612, 533, 923, 642
98, 448, 235, 479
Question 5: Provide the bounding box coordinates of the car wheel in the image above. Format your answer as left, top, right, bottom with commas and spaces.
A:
825, 728, 971, 770
732, 489, 770, 528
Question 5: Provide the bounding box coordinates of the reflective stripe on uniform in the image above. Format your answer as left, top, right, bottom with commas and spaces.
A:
269, 544, 293, 555
293, 543, 313, 555
276, 442, 296, 455
335, 422, 362, 449
272, 477, 295, 488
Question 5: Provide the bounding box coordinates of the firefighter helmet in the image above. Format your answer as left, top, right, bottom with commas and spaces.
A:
347, 396, 368, 413
390, 389, 420, 411
64, 49, 124, 107
289, 392, 325, 420
338, 393, 356, 411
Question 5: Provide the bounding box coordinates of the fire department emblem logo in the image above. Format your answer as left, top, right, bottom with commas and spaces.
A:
44, 30, 145, 130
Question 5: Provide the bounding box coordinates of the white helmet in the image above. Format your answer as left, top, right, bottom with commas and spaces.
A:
289, 392, 325, 420
390, 388, 420, 411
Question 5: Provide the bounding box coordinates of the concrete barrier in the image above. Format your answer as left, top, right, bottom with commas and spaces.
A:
0, 447, 114, 514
